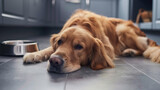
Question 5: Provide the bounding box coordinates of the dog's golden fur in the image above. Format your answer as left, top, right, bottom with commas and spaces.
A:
23, 10, 160, 73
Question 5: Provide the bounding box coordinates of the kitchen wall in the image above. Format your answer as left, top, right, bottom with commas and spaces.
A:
0, 0, 160, 41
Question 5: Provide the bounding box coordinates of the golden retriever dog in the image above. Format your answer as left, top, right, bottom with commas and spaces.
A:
23, 10, 160, 73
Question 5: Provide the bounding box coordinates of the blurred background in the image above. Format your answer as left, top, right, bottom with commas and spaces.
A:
0, 0, 159, 42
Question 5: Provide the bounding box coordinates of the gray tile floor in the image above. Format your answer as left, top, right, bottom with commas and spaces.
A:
0, 33, 160, 90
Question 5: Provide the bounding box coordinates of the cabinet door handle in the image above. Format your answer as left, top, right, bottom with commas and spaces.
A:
86, 0, 90, 5
66, 0, 81, 4
52, 0, 56, 5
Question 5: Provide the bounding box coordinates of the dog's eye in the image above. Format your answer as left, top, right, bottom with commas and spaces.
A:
74, 44, 83, 50
58, 40, 62, 45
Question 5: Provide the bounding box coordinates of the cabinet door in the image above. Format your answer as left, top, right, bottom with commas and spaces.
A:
2, 0, 25, 25
153, 0, 160, 29
117, 0, 129, 20
49, 0, 56, 27
46, 0, 54, 26
86, 0, 117, 17
28, 0, 48, 26
56, 0, 84, 26
0, 0, 2, 24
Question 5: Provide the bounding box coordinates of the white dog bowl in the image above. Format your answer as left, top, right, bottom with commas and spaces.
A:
0, 40, 39, 56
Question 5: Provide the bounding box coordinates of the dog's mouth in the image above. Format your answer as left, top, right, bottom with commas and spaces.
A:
47, 67, 64, 73
47, 61, 81, 73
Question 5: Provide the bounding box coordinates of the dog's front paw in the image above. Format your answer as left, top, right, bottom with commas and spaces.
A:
143, 46, 160, 63
23, 53, 43, 64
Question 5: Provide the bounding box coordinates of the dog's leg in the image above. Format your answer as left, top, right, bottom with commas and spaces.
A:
143, 39, 160, 63
116, 23, 160, 63
143, 46, 160, 63
23, 47, 53, 64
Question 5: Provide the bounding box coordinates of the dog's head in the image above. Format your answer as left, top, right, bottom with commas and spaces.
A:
47, 26, 114, 73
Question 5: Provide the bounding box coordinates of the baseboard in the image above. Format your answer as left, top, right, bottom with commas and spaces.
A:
0, 26, 61, 42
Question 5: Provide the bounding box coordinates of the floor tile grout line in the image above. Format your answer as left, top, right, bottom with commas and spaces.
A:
122, 60, 160, 85
64, 74, 69, 90
115, 64, 127, 65
0, 58, 14, 66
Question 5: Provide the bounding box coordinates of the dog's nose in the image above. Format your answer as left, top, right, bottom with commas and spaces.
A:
49, 55, 64, 67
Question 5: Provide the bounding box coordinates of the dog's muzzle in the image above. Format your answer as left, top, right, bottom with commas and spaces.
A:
47, 55, 65, 73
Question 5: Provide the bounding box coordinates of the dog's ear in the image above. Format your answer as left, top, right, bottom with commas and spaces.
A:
50, 34, 59, 52
90, 38, 115, 70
